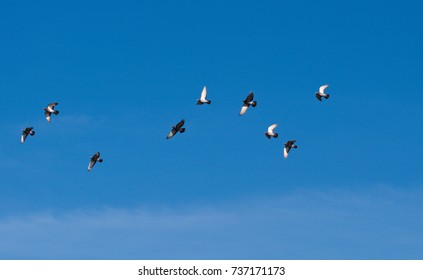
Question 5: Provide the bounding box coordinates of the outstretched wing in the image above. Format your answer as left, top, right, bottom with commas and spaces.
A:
176, 119, 185, 129
48, 102, 58, 110
268, 124, 278, 134
91, 153, 100, 161
284, 147, 289, 159
245, 92, 254, 102
319, 84, 329, 94
286, 140, 296, 146
88, 159, 96, 171
200, 86, 207, 100
167, 128, 177, 139
240, 104, 249, 115
21, 132, 28, 143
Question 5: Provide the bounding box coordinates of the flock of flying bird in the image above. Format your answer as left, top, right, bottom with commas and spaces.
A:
20, 84, 330, 171
20, 101, 104, 171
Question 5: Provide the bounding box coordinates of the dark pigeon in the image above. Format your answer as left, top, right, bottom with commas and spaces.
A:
284, 140, 298, 159
240, 92, 257, 115
167, 119, 186, 139
21, 127, 35, 143
88, 152, 103, 171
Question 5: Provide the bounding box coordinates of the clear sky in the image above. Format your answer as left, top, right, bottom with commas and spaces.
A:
0, 0, 422, 259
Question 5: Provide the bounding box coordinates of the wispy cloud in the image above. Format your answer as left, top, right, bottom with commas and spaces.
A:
0, 186, 422, 259
53, 113, 108, 127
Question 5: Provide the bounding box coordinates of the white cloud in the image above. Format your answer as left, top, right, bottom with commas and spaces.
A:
0, 186, 422, 259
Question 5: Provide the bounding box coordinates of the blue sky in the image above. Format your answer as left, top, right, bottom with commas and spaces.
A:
0, 0, 422, 259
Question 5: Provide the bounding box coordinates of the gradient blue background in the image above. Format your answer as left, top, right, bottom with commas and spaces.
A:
0, 0, 422, 259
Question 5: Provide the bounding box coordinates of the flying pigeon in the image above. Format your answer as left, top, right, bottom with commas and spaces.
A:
21, 127, 35, 143
315, 84, 330, 101
88, 152, 103, 171
166, 119, 186, 139
44, 102, 59, 122
284, 140, 298, 159
240, 92, 257, 115
265, 124, 278, 139
197, 86, 211, 105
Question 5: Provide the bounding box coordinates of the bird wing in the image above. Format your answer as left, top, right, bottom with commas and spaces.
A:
200, 86, 207, 100
176, 119, 185, 129
319, 84, 329, 94
91, 153, 99, 161
45, 111, 52, 122
240, 105, 249, 115
88, 159, 96, 171
284, 147, 289, 159
245, 92, 254, 102
48, 102, 58, 110
268, 124, 278, 134
167, 128, 176, 139
287, 140, 296, 146
21, 133, 28, 143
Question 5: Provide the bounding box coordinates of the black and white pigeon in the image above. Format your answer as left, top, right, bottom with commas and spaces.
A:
197, 86, 211, 105
315, 84, 330, 101
240, 92, 257, 115
21, 127, 35, 143
284, 140, 298, 159
88, 152, 103, 171
166, 119, 186, 139
44, 102, 59, 122
265, 124, 278, 139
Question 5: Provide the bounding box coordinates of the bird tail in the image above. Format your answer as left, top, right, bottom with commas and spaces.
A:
30, 131, 35, 136
98, 159, 103, 163
196, 100, 202, 105
274, 133, 278, 138
207, 100, 211, 104
293, 145, 298, 149
251, 101, 257, 107
316, 93, 322, 101
180, 128, 186, 133
325, 94, 329, 99
54, 110, 59, 115
265, 133, 271, 139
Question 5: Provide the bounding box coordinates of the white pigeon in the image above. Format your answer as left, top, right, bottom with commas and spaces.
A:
44, 102, 59, 122
197, 86, 211, 105
315, 84, 330, 101
265, 124, 278, 139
